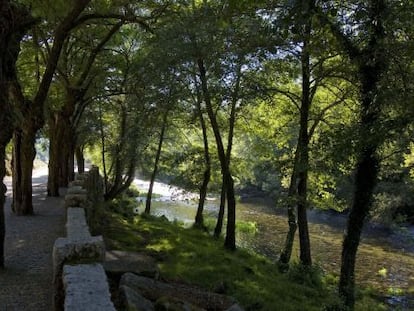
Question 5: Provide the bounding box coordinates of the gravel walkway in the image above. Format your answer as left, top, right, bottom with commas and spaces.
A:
0, 171, 65, 311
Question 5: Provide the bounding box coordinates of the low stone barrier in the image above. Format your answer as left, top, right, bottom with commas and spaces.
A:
52, 169, 114, 311
63, 264, 114, 311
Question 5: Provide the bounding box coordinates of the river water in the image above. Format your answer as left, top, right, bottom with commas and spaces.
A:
133, 179, 414, 309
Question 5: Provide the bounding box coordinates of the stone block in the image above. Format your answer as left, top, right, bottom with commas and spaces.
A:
67, 186, 87, 195
120, 273, 235, 310
155, 296, 206, 311
119, 285, 154, 311
69, 180, 85, 187
104, 250, 158, 279
225, 304, 245, 311
64, 193, 87, 208
53, 236, 106, 310
63, 264, 115, 311
75, 172, 89, 181
66, 208, 90, 240
53, 236, 105, 269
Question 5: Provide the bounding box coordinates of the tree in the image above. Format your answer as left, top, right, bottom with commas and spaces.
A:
11, 0, 91, 215
318, 0, 392, 308
0, 0, 35, 267
193, 76, 211, 229
247, 0, 354, 267
47, 2, 159, 196
47, 19, 124, 196
145, 110, 169, 214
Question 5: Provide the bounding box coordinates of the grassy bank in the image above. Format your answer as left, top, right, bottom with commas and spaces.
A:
94, 198, 387, 311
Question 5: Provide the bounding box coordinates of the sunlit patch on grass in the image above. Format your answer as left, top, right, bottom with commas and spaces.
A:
146, 238, 175, 252
387, 287, 404, 296
236, 220, 259, 234
377, 267, 387, 278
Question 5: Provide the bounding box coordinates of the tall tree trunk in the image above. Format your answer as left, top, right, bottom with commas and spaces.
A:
339, 55, 385, 311
47, 113, 74, 195
197, 58, 236, 250
12, 124, 36, 215
278, 146, 299, 266
0, 0, 34, 266
296, 9, 312, 266
68, 142, 75, 182
220, 60, 241, 245
48, 88, 78, 195
194, 101, 211, 229
57, 121, 75, 187
334, 1, 387, 308
0, 116, 13, 267
195, 167, 210, 228
279, 0, 314, 266
224, 173, 236, 249
47, 116, 60, 196
145, 113, 167, 214
0, 143, 10, 268
75, 145, 85, 174
98, 103, 108, 194
214, 181, 226, 238
339, 146, 378, 308
104, 104, 137, 201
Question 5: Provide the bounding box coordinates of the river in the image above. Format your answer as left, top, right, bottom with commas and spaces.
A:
133, 178, 414, 310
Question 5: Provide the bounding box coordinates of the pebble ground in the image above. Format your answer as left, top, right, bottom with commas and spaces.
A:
0, 172, 65, 311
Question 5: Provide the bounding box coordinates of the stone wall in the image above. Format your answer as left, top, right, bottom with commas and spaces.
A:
52, 167, 115, 311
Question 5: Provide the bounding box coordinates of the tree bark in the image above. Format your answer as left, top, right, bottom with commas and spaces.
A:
214, 181, 226, 238
75, 145, 85, 174
296, 8, 313, 266
145, 113, 167, 214
47, 117, 60, 196
339, 146, 378, 308
195, 167, 210, 228
48, 114, 75, 195
197, 58, 236, 250
12, 125, 36, 215
339, 59, 384, 311
0, 0, 34, 266
279, 0, 314, 267
0, 143, 10, 268
224, 173, 236, 249
333, 1, 388, 308
48, 87, 78, 196
194, 99, 211, 229
278, 146, 299, 266
0, 116, 13, 267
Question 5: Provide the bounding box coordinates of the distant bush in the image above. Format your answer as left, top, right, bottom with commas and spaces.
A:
287, 262, 324, 290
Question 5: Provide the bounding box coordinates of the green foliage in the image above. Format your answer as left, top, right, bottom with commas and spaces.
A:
125, 184, 141, 198
286, 262, 324, 289
106, 195, 138, 219
236, 220, 258, 235
99, 206, 387, 311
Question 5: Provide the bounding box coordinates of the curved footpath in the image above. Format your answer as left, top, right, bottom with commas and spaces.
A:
0, 169, 65, 311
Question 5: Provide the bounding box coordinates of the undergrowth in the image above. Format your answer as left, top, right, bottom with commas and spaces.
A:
96, 198, 387, 311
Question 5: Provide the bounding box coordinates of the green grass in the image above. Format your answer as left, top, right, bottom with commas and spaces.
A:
97, 207, 387, 311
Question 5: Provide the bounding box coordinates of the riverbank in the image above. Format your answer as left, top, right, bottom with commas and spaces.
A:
98, 205, 406, 311
129, 177, 414, 309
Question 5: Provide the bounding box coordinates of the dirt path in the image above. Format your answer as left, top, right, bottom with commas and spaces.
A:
0, 170, 65, 311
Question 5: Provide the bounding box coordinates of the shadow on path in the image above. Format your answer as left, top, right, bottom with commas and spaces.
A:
0, 173, 65, 311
